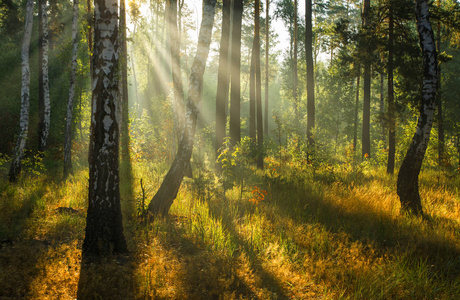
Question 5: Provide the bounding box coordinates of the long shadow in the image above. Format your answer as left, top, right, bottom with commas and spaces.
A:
154, 215, 257, 299
267, 174, 460, 283
204, 199, 292, 299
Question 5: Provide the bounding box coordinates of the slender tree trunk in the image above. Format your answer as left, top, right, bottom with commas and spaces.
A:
147, 0, 217, 216
87, 0, 93, 76
215, 0, 231, 168
120, 0, 130, 163
387, 1, 396, 174
306, 0, 315, 152
38, 0, 51, 153
82, 0, 128, 258
436, 0, 444, 167
264, 0, 269, 137
397, 0, 438, 216
9, 0, 34, 182
293, 0, 298, 131
230, 0, 243, 146
255, 0, 263, 169
362, 0, 371, 158
63, 0, 79, 179
380, 72, 385, 142
249, 47, 256, 142
353, 68, 360, 152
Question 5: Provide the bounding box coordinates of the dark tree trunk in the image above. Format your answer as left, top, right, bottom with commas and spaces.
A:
215, 0, 231, 168
230, 0, 243, 146
436, 0, 444, 167
63, 0, 79, 179
82, 0, 128, 258
264, 0, 269, 136
120, 0, 130, 163
397, 0, 438, 216
387, 1, 396, 175
293, 0, 298, 131
306, 0, 315, 151
255, 0, 263, 169
9, 0, 34, 182
147, 0, 217, 216
362, 0, 371, 158
38, 0, 50, 153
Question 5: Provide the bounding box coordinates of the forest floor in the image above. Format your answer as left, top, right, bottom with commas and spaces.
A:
1, 156, 460, 299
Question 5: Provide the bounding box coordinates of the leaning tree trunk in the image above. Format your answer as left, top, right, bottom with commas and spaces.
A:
230, 0, 243, 146
215, 0, 231, 170
63, 0, 79, 179
38, 0, 51, 153
397, 0, 438, 216
9, 0, 34, 183
82, 0, 128, 258
147, 0, 217, 216
306, 0, 315, 152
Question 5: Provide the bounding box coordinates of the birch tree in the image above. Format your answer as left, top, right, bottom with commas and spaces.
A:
147, 0, 217, 216
8, 0, 34, 182
38, 0, 51, 153
63, 0, 79, 178
82, 0, 128, 258
397, 0, 438, 215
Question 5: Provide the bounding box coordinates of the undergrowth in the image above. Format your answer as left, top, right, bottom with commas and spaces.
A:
1, 156, 460, 299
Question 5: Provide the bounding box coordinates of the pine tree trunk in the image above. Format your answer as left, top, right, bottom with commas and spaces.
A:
249, 47, 256, 142
353, 71, 360, 152
306, 0, 315, 152
387, 1, 396, 175
436, 0, 444, 167
230, 0, 243, 146
9, 0, 34, 183
255, 0, 263, 169
120, 0, 130, 163
362, 0, 371, 158
264, 0, 269, 137
147, 0, 217, 216
215, 0, 231, 169
38, 0, 51, 153
63, 0, 79, 179
293, 0, 298, 131
82, 0, 128, 258
397, 0, 438, 216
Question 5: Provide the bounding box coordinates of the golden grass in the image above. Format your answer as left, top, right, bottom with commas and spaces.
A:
1, 159, 460, 299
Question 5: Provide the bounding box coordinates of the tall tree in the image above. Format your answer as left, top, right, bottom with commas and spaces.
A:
436, 0, 445, 166
397, 0, 438, 215
215, 0, 231, 167
38, 0, 51, 153
63, 0, 79, 178
293, 0, 299, 129
120, 0, 130, 163
249, 47, 256, 141
353, 69, 361, 151
8, 0, 34, 182
264, 0, 269, 136
387, 0, 396, 174
82, 0, 128, 258
306, 0, 315, 151
230, 0, 243, 146
362, 0, 371, 158
255, 0, 264, 169
147, 0, 217, 216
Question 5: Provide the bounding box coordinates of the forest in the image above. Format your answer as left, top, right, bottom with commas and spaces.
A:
1, 0, 460, 298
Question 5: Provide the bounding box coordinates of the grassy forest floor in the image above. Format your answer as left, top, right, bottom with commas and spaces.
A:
1, 155, 460, 299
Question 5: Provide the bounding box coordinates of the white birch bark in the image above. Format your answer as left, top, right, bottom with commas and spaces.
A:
397, 0, 438, 215
38, 0, 51, 152
148, 0, 217, 215
9, 0, 34, 182
63, 0, 79, 178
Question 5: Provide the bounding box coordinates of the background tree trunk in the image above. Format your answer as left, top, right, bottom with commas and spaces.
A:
82, 0, 128, 258
249, 47, 256, 142
264, 0, 269, 137
147, 0, 217, 216
63, 0, 79, 179
353, 71, 360, 152
397, 0, 438, 216
306, 0, 315, 152
387, 0, 396, 175
38, 0, 50, 153
255, 0, 263, 169
9, 0, 34, 182
362, 0, 371, 158
230, 0, 243, 146
436, 0, 444, 167
293, 0, 298, 131
120, 0, 130, 163
215, 0, 231, 169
